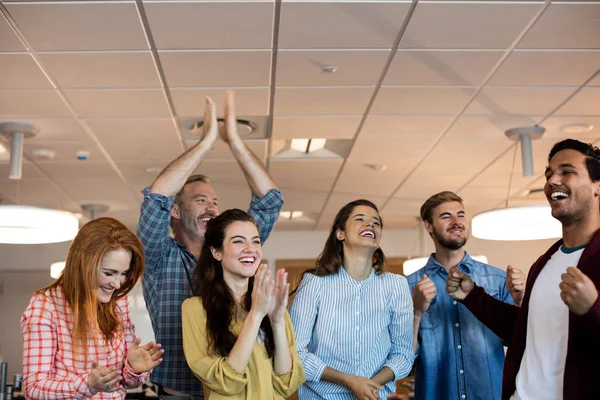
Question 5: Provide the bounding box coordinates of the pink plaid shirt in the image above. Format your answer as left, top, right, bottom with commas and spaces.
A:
21, 286, 149, 399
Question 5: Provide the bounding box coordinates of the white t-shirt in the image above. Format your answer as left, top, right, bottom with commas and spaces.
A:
511, 246, 584, 400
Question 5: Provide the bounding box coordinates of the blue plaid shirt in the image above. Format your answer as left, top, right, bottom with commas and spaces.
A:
137, 187, 283, 397
406, 252, 512, 400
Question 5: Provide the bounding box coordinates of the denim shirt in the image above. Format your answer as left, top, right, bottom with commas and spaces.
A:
406, 252, 513, 400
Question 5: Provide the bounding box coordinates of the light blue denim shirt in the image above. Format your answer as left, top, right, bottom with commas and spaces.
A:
406, 252, 513, 400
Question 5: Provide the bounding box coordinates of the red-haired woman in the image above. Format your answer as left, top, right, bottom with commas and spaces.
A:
21, 217, 164, 399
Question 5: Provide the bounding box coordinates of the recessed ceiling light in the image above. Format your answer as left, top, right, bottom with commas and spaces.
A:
363, 163, 387, 171
279, 210, 303, 220
290, 138, 327, 153
560, 123, 594, 134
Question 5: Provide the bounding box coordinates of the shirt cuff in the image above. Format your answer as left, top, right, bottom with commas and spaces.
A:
142, 186, 174, 211
250, 188, 283, 208
72, 373, 93, 398
123, 360, 146, 378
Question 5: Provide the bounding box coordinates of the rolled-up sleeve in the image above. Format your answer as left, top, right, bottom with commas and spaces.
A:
272, 311, 306, 397
384, 276, 415, 380
248, 189, 283, 243
137, 187, 175, 269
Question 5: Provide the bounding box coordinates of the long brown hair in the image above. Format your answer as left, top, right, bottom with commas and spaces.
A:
38, 217, 144, 359
191, 209, 275, 358
293, 200, 386, 293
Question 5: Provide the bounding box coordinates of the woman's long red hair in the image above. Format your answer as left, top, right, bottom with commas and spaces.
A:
38, 217, 144, 359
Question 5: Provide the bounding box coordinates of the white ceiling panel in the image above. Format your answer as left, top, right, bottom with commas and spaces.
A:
0, 90, 72, 118
55, 178, 138, 208
40, 162, 117, 180
85, 119, 182, 163
275, 87, 373, 116
554, 88, 600, 116
0, 14, 26, 51
464, 87, 577, 116
415, 154, 495, 175
0, 54, 51, 89
334, 161, 414, 197
276, 50, 389, 86
170, 88, 269, 117
5, 2, 148, 51
189, 140, 267, 162
372, 87, 475, 115
0, 163, 47, 182
188, 160, 249, 187
0, 179, 72, 208
445, 115, 540, 139
517, 3, 600, 49
272, 116, 361, 139
64, 89, 171, 118
361, 115, 452, 139
24, 138, 105, 164
279, 2, 411, 49
348, 136, 433, 160
489, 51, 600, 87
539, 116, 600, 139
277, 188, 329, 214
270, 159, 343, 192
144, 2, 274, 49
0, 119, 85, 143
401, 2, 543, 49
159, 50, 271, 88
38, 52, 161, 89
384, 50, 502, 86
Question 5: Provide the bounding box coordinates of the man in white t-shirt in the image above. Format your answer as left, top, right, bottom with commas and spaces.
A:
445, 139, 600, 400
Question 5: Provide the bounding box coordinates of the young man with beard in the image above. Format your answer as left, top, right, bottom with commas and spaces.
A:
407, 191, 525, 400
447, 139, 600, 400
137, 91, 283, 398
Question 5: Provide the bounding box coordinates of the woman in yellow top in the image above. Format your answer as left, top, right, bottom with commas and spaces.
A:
182, 209, 305, 399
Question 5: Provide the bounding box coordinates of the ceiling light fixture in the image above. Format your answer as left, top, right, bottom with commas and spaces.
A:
290, 138, 327, 153
279, 211, 304, 220
472, 126, 561, 241
191, 118, 257, 137
560, 123, 594, 134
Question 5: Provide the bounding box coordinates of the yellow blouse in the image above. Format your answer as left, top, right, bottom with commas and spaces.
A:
182, 297, 305, 399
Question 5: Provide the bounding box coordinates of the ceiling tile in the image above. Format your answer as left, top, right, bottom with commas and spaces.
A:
272, 116, 361, 140
159, 50, 271, 87
464, 87, 576, 116
0, 54, 52, 89
518, 3, 600, 49
55, 178, 138, 209
0, 119, 85, 143
187, 160, 249, 187
0, 90, 72, 118
0, 15, 26, 51
64, 90, 171, 118
38, 52, 161, 89
189, 140, 267, 162
539, 116, 600, 140
274, 87, 373, 116
372, 87, 475, 115
489, 51, 600, 87
40, 162, 117, 180
86, 119, 183, 163
385, 51, 502, 86
279, 2, 411, 49
170, 88, 269, 117
276, 50, 389, 86
144, 2, 274, 49
334, 161, 414, 197
392, 172, 474, 203
0, 163, 47, 183
5, 3, 148, 51
278, 188, 329, 214
401, 2, 542, 49
361, 115, 452, 138
270, 159, 343, 192
25, 139, 105, 164
348, 136, 433, 160
445, 115, 544, 139
0, 179, 72, 208
554, 88, 600, 116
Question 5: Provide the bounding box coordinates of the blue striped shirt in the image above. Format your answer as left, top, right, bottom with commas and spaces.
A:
289, 267, 414, 400
137, 186, 283, 397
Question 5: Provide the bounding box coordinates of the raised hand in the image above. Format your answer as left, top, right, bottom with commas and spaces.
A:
446, 267, 475, 301
88, 361, 122, 394
199, 97, 218, 145
346, 376, 383, 400
413, 274, 436, 317
251, 264, 275, 318
506, 265, 526, 306
268, 268, 289, 323
222, 90, 241, 145
126, 337, 164, 374
559, 267, 599, 315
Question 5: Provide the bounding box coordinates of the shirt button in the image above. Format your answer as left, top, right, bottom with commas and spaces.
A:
460, 369, 464, 374
453, 301, 457, 305
462, 396, 466, 399
457, 345, 462, 349
356, 326, 359, 330
455, 323, 460, 327
356, 311, 360, 315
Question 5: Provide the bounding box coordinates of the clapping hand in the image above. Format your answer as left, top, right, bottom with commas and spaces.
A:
88, 362, 122, 394
126, 337, 164, 374
268, 269, 289, 323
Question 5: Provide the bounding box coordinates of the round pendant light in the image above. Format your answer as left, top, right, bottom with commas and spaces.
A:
0, 205, 79, 244
472, 204, 561, 241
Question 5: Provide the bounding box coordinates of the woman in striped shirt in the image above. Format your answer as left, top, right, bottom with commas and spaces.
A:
289, 199, 414, 400
21, 217, 164, 399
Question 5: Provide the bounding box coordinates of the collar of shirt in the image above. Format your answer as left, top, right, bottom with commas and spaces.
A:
424, 251, 474, 276
338, 266, 375, 288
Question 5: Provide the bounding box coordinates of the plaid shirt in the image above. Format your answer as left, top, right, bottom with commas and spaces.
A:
137, 187, 283, 397
21, 286, 148, 400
